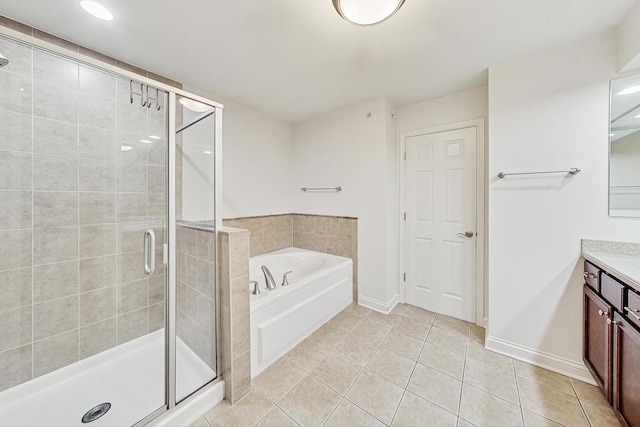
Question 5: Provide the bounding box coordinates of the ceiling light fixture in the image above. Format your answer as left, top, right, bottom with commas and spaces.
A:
618, 86, 640, 96
80, 1, 113, 21
120, 144, 133, 151
148, 135, 161, 140
179, 97, 212, 113
203, 150, 213, 154
332, 0, 405, 26
140, 139, 152, 144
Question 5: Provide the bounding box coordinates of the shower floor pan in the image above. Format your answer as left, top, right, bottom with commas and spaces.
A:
0, 329, 215, 427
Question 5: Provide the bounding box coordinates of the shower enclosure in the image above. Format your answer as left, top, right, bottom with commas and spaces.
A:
0, 29, 222, 426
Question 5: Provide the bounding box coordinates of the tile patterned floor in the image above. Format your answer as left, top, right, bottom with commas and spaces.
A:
191, 304, 621, 427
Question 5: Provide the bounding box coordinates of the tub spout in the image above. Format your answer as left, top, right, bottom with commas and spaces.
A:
261, 265, 277, 290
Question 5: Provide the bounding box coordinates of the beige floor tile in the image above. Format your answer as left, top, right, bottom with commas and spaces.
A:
463, 358, 519, 405
391, 391, 458, 427
325, 311, 362, 331
522, 410, 564, 427
581, 400, 621, 427
366, 309, 402, 328
426, 326, 468, 354
334, 333, 379, 365
457, 418, 477, 427
346, 369, 404, 425
253, 358, 307, 402
279, 376, 341, 427
366, 347, 416, 387
517, 377, 589, 427
189, 416, 211, 427
382, 330, 425, 361
418, 343, 465, 380
255, 407, 300, 427
324, 398, 386, 427
310, 350, 363, 394
459, 384, 523, 427
466, 339, 513, 372
468, 324, 485, 344
570, 378, 609, 407
389, 303, 408, 316
350, 319, 392, 346
204, 388, 274, 427
309, 323, 350, 348
434, 314, 471, 335
342, 303, 373, 317
513, 360, 574, 395
402, 305, 437, 325
286, 337, 330, 372
394, 317, 430, 341
407, 363, 462, 415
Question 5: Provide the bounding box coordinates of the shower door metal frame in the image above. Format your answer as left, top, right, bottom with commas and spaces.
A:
0, 25, 224, 427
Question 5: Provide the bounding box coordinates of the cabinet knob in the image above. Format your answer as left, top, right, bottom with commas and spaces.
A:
598, 309, 606, 316
583, 272, 597, 279
606, 317, 619, 325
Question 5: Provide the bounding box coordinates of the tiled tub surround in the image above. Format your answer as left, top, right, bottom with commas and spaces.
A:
176, 223, 217, 372
218, 227, 252, 405
223, 214, 358, 302
194, 304, 621, 427
0, 36, 168, 392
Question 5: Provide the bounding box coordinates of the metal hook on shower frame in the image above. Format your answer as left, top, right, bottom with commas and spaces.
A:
141, 83, 148, 107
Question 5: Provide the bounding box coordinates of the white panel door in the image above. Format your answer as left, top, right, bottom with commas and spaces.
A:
405, 127, 476, 321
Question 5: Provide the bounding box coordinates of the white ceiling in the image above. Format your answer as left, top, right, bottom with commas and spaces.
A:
0, 0, 637, 122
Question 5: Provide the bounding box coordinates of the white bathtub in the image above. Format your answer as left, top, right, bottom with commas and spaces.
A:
250, 248, 353, 378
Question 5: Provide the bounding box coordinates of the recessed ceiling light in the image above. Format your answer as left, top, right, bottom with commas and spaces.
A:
203, 150, 213, 154
149, 135, 161, 140
140, 139, 152, 144
179, 97, 212, 113
120, 144, 133, 151
618, 86, 640, 96
19, 88, 25, 92
332, 0, 405, 26
80, 1, 114, 21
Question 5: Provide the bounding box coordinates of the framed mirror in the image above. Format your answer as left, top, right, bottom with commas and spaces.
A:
610, 74, 640, 217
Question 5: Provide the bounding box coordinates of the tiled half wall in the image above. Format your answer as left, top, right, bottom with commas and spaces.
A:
222, 214, 358, 302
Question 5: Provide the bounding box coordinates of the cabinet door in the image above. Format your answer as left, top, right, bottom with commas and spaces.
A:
583, 284, 613, 402
613, 313, 640, 427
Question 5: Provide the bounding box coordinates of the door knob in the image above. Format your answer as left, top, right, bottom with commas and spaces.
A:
457, 231, 474, 238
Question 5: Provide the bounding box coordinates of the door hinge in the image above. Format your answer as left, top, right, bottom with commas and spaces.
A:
403, 212, 406, 221
403, 273, 406, 282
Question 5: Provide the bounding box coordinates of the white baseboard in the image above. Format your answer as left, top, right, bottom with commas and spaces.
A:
152, 380, 224, 427
358, 293, 399, 314
485, 335, 596, 385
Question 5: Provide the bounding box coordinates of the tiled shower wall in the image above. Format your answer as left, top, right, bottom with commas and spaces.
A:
0, 36, 167, 392
222, 213, 358, 301
176, 224, 216, 371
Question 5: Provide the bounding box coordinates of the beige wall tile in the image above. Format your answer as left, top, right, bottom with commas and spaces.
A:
326, 236, 352, 258
326, 217, 354, 237
79, 287, 116, 326
117, 279, 148, 315
79, 318, 116, 359
230, 237, 249, 278
117, 307, 148, 344
33, 226, 78, 265
0, 230, 32, 271
35, 191, 78, 228
232, 310, 250, 356
0, 268, 32, 312
79, 255, 116, 292
0, 307, 32, 352
148, 302, 164, 332
294, 214, 327, 234
231, 274, 250, 319
0, 345, 32, 392
33, 330, 78, 377
293, 232, 327, 252
231, 350, 252, 403
33, 296, 78, 340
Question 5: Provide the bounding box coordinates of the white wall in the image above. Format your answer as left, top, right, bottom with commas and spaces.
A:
487, 30, 640, 380
292, 98, 398, 309
182, 85, 294, 219
617, 1, 640, 72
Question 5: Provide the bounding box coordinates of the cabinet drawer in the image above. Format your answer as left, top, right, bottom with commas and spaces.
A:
583, 261, 600, 291
601, 273, 624, 311
625, 289, 640, 329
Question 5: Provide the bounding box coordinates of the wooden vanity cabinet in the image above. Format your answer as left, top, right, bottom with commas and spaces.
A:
613, 312, 640, 427
583, 284, 613, 402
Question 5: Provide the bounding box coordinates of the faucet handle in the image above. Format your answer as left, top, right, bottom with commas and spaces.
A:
250, 280, 260, 295
282, 271, 293, 287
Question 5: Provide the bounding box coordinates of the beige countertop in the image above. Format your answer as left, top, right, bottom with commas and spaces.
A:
582, 239, 640, 293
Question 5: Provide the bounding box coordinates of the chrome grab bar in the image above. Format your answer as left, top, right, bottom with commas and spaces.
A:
144, 229, 155, 275
301, 186, 342, 192
497, 168, 580, 179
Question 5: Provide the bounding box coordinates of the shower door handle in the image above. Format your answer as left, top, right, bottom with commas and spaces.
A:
144, 229, 156, 275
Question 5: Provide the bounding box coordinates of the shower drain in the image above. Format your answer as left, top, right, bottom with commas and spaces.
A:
81, 403, 111, 423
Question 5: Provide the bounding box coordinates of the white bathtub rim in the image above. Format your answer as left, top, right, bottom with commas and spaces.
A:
250, 248, 353, 312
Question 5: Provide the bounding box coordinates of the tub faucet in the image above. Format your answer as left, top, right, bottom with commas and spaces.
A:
261, 266, 277, 291
282, 271, 293, 286
250, 280, 260, 295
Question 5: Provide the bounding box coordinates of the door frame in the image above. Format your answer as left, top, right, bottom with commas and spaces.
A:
398, 119, 486, 327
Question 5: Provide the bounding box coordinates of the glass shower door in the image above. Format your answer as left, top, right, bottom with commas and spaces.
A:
172, 95, 218, 402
